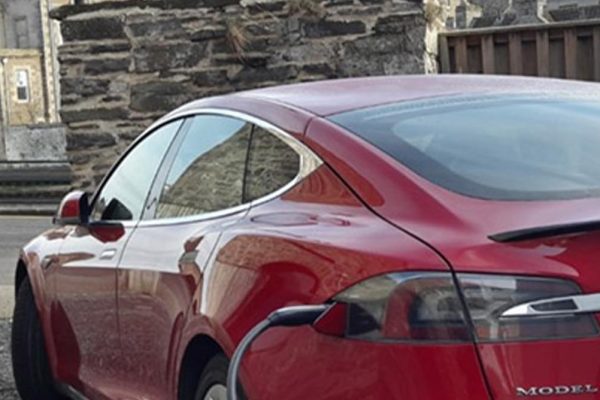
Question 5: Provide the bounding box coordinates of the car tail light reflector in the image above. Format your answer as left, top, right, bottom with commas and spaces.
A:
458, 274, 598, 341
323, 272, 599, 343
331, 272, 471, 342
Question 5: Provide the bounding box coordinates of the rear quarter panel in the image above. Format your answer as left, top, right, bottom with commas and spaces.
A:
180, 164, 490, 399
304, 104, 600, 400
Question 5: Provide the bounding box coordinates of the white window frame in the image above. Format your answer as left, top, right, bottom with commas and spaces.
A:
15, 69, 30, 103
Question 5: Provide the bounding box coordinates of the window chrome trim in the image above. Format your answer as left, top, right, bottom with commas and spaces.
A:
136, 108, 323, 227
501, 292, 600, 318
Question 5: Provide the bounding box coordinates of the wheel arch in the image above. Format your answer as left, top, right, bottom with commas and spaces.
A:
15, 259, 28, 298
177, 334, 226, 400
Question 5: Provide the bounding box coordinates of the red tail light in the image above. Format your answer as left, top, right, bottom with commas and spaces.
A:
319, 272, 599, 343
327, 272, 471, 342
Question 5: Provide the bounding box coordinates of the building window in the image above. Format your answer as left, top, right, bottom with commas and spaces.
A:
14, 17, 29, 49
16, 70, 30, 102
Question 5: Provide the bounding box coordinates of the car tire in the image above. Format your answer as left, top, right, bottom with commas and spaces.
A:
194, 354, 246, 400
11, 278, 64, 400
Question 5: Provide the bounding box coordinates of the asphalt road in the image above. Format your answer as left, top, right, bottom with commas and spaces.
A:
0, 216, 51, 318
0, 320, 17, 399
0, 216, 51, 283
0, 216, 50, 399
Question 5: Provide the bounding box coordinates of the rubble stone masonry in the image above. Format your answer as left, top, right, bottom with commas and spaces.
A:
52, 0, 436, 190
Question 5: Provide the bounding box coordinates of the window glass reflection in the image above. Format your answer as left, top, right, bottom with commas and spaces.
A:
157, 115, 251, 218
244, 126, 300, 202
92, 120, 182, 221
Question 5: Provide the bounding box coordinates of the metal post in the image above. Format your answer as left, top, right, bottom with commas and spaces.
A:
49, 5, 61, 123
0, 58, 7, 161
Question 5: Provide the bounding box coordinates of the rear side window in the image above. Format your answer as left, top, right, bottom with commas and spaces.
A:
92, 120, 182, 221
156, 115, 252, 219
330, 95, 600, 201
244, 126, 300, 202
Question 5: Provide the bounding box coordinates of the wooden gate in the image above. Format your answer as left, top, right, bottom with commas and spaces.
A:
439, 19, 600, 81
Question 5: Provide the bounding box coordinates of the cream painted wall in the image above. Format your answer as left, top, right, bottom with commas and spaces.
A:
0, 49, 46, 126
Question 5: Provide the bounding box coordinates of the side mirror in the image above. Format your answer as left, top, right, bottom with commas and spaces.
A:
54, 191, 125, 243
54, 191, 91, 226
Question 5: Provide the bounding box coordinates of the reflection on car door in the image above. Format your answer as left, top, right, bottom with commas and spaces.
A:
51, 120, 182, 398
115, 115, 253, 399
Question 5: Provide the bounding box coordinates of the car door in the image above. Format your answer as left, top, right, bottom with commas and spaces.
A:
52, 119, 183, 399
115, 114, 253, 400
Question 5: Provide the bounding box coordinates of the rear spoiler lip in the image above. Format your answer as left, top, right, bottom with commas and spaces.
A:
489, 220, 600, 243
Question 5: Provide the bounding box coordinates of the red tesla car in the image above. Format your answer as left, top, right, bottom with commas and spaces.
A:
11, 75, 600, 400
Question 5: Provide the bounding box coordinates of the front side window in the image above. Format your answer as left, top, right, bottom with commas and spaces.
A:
156, 115, 252, 219
330, 95, 600, 201
92, 120, 182, 221
244, 126, 300, 202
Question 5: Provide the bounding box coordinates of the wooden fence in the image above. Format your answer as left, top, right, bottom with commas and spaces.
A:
439, 19, 600, 81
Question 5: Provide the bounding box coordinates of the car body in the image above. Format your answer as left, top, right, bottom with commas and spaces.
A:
12, 74, 600, 400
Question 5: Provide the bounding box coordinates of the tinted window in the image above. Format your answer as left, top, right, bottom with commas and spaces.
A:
156, 115, 251, 219
92, 120, 182, 221
330, 95, 600, 201
244, 126, 300, 202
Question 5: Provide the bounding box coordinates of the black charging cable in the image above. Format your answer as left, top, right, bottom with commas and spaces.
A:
226, 304, 331, 400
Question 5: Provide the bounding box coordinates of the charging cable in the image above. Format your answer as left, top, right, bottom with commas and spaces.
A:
226, 304, 331, 400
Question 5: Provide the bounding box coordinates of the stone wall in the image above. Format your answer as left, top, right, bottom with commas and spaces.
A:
52, 0, 436, 190
549, 4, 600, 21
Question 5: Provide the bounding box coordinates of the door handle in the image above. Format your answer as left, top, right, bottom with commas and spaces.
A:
100, 249, 117, 260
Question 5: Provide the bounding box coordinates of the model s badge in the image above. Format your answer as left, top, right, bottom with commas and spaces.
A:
517, 385, 599, 396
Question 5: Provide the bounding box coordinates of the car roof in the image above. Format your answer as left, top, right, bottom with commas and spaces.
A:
168, 74, 599, 136
236, 74, 598, 116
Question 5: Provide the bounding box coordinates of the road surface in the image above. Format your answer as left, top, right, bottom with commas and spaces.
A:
0, 320, 16, 399
0, 216, 48, 399
0, 216, 51, 318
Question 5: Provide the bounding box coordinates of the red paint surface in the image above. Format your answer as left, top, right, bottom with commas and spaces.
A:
16, 76, 600, 399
